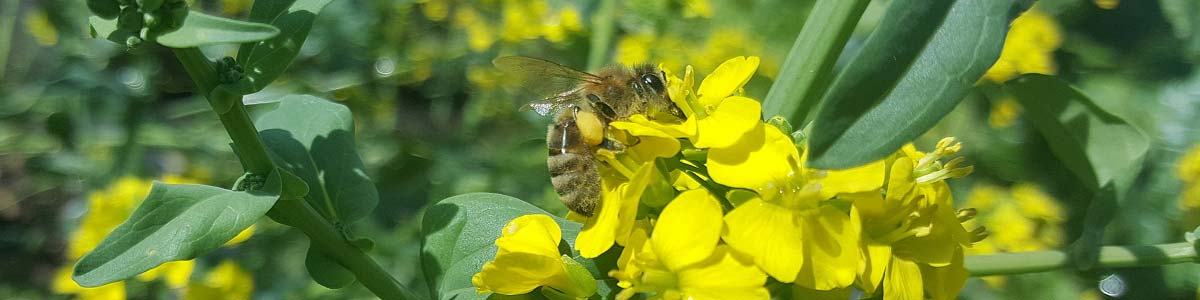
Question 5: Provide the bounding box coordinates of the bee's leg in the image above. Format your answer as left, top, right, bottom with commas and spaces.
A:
599, 137, 626, 152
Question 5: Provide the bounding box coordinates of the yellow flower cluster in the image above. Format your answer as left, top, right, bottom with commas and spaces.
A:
982, 8, 1062, 84
1177, 145, 1200, 222
421, 0, 583, 52
963, 183, 1064, 287
474, 57, 984, 299
615, 28, 778, 80
53, 176, 256, 300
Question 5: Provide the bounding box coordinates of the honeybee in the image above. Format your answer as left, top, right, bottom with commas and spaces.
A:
494, 56, 685, 216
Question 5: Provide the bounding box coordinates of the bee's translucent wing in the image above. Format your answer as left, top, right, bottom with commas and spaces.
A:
494, 56, 599, 116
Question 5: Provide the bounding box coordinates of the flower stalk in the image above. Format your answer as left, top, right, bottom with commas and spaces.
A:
965, 242, 1198, 276
171, 47, 414, 300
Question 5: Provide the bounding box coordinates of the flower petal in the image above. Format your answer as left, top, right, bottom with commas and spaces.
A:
858, 241, 892, 294
652, 189, 723, 270
496, 215, 562, 257
722, 198, 805, 282
576, 181, 624, 258
695, 96, 763, 149
819, 160, 886, 200
795, 206, 861, 290
920, 248, 968, 300
708, 124, 799, 196
883, 257, 923, 300
611, 119, 682, 159
697, 56, 760, 107
678, 246, 770, 300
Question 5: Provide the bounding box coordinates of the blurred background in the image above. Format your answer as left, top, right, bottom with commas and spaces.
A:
1, 0, 1198, 299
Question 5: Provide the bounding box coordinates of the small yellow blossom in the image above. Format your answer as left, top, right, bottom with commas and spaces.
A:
610, 189, 769, 300
852, 138, 978, 300
983, 8, 1062, 83
1178, 145, 1200, 211
184, 261, 254, 300
473, 214, 596, 298
966, 183, 1064, 259
23, 10, 57, 46
989, 96, 1023, 128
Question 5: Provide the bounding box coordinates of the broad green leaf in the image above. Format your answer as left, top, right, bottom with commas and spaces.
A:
306, 247, 356, 288
761, 0, 871, 125
235, 0, 334, 93
1005, 74, 1149, 269
157, 11, 280, 48
253, 95, 378, 224
1004, 74, 1149, 192
73, 171, 281, 287
421, 193, 586, 300
807, 0, 1034, 169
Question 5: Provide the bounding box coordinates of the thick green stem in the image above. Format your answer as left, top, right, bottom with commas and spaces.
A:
966, 242, 1198, 277
586, 0, 617, 70
761, 0, 871, 125
268, 201, 414, 300
172, 47, 413, 300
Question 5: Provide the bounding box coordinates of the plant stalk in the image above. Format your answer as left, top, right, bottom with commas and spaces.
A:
966, 242, 1198, 276
172, 47, 413, 300
761, 0, 871, 125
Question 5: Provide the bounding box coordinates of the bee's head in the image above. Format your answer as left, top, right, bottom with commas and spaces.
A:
633, 64, 686, 121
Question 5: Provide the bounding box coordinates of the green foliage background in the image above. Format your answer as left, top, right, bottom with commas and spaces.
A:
1, 0, 1199, 299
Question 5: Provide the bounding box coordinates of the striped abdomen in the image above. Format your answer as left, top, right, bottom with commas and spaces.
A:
547, 112, 601, 216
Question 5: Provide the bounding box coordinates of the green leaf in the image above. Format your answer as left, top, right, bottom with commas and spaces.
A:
1005, 74, 1149, 270
253, 95, 378, 224
157, 10, 280, 48
306, 247, 356, 288
421, 193, 583, 300
807, 0, 1034, 169
1004, 74, 1149, 191
761, 0, 871, 125
235, 0, 334, 93
73, 171, 281, 287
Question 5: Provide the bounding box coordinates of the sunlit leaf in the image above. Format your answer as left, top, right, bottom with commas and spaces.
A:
807, 0, 1034, 169
72, 171, 281, 287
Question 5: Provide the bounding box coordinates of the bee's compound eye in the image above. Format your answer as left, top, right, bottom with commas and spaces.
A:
586, 94, 601, 103
641, 74, 665, 93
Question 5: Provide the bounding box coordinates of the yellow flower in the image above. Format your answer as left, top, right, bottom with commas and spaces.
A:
575, 160, 656, 258
854, 139, 978, 300
988, 96, 1023, 129
474, 214, 596, 298
23, 10, 57, 46
690, 56, 764, 149
982, 8, 1062, 83
714, 125, 865, 290
184, 261, 254, 300
610, 189, 768, 300
965, 183, 1064, 256
1178, 145, 1200, 211
454, 7, 497, 52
